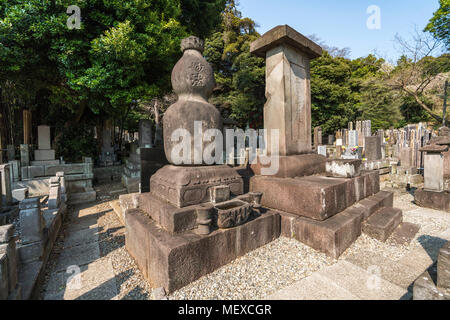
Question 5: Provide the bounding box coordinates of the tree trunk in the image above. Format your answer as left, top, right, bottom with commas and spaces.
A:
403, 87, 443, 123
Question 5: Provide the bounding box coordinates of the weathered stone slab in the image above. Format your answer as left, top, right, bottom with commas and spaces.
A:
390, 222, 420, 245
125, 208, 280, 293
20, 144, 30, 167
250, 26, 322, 155
365, 136, 382, 160
37, 125, 51, 150
250, 24, 322, 58
353, 198, 381, 220
30, 160, 60, 166
317, 260, 409, 300
438, 241, 450, 290
423, 152, 445, 191
362, 207, 402, 242
19, 199, 44, 244
34, 149, 55, 161
371, 190, 393, 208
0, 251, 8, 299
250, 154, 326, 178
67, 189, 96, 205
251, 172, 378, 220
292, 206, 363, 259
326, 159, 361, 178
12, 188, 28, 202
413, 269, 450, 300
266, 272, 359, 300
17, 241, 44, 263
150, 165, 243, 208
0, 164, 12, 205
414, 189, 450, 212
45, 163, 85, 176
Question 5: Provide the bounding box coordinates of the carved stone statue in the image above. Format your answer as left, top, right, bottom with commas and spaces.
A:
163, 36, 222, 165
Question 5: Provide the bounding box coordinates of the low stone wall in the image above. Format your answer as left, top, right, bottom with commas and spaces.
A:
13, 158, 96, 205
0, 224, 21, 300
0, 173, 67, 300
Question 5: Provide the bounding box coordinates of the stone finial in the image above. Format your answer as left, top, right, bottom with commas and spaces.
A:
181, 36, 204, 53
163, 36, 222, 165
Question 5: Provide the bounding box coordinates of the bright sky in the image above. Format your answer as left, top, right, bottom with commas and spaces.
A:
239, 0, 442, 62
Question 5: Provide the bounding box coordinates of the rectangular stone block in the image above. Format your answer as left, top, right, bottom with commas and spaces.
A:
424, 153, 444, 192
125, 208, 280, 293
250, 154, 326, 178
30, 160, 60, 166
8, 160, 19, 182
12, 188, 28, 203
0, 251, 8, 300
20, 144, 30, 167
326, 159, 361, 178
438, 241, 450, 290
210, 185, 230, 204
414, 189, 450, 212
150, 165, 243, 208
17, 241, 44, 264
362, 207, 402, 242
353, 198, 381, 220
25, 165, 45, 178
251, 174, 371, 221
19, 208, 44, 244
365, 136, 382, 160
413, 270, 450, 300
279, 211, 298, 238
0, 164, 12, 205
0, 241, 18, 294
371, 190, 393, 208
37, 125, 51, 150
44, 163, 85, 176
293, 207, 363, 259
139, 193, 198, 233
34, 149, 55, 161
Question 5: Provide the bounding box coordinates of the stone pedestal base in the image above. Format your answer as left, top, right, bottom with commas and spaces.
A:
125, 208, 280, 293
150, 165, 243, 208
250, 153, 326, 178
414, 189, 450, 212
250, 171, 379, 221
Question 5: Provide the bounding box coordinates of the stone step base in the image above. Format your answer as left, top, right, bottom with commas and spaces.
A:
280, 190, 394, 259
125, 208, 280, 293
251, 171, 380, 221
363, 207, 403, 242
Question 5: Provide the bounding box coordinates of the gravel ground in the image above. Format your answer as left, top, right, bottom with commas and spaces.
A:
39, 182, 450, 300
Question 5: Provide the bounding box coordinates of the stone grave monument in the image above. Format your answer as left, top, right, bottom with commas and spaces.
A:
32, 126, 59, 166
125, 36, 279, 293
249, 25, 405, 259
98, 125, 117, 167
122, 120, 153, 193
415, 130, 450, 211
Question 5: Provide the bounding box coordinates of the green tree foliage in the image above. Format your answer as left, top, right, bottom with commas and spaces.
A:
204, 1, 265, 128
0, 0, 226, 123
425, 0, 450, 48
310, 52, 389, 135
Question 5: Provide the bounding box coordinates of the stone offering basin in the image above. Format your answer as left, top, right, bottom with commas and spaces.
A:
214, 199, 252, 229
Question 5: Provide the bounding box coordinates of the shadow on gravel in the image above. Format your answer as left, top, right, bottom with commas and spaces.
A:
417, 234, 447, 261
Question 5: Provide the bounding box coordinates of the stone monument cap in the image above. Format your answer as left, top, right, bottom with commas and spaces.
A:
181, 36, 204, 53
250, 25, 322, 59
